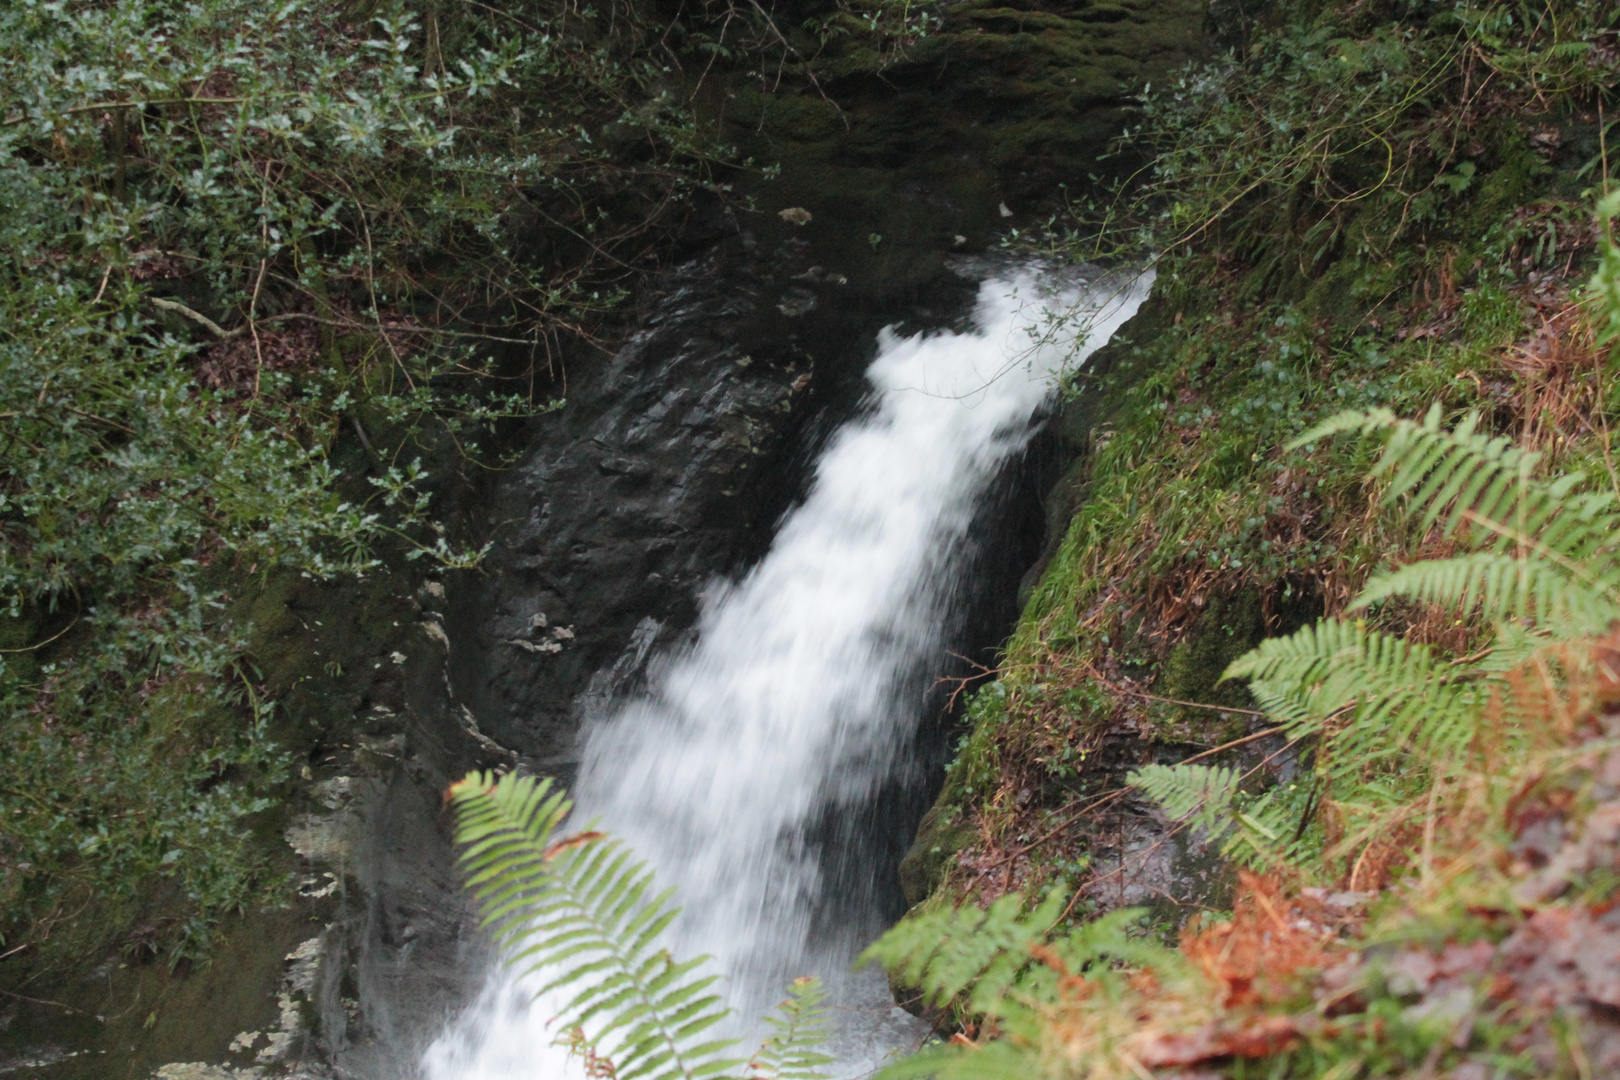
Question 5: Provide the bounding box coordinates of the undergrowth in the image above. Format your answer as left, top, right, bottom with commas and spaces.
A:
0, 0, 947, 984
885, 0, 1620, 1074
945, 0, 1620, 868
865, 191, 1620, 1075
0, 0, 726, 969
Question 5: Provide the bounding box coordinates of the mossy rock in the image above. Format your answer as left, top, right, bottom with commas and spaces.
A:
714, 0, 1205, 299
898, 797, 976, 907
1147, 590, 1266, 740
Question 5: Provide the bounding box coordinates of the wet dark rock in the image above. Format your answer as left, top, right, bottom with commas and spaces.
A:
720, 0, 1206, 290
441, 240, 972, 773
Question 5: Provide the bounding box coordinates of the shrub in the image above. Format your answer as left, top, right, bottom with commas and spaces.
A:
0, 0, 718, 965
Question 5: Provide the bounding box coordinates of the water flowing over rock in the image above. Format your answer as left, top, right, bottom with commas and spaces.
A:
424, 267, 1149, 1079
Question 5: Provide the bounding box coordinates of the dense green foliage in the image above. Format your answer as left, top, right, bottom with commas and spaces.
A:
1079, 0, 1620, 590
1132, 389, 1620, 871
945, 0, 1619, 836
449, 771, 832, 1080
884, 0, 1620, 1073
862, 897, 1194, 1080
1087, 0, 1617, 271
0, 0, 720, 965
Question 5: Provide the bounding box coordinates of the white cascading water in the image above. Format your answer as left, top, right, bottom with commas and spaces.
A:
423, 266, 1150, 1080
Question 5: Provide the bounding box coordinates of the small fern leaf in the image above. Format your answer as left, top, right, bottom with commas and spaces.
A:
1130, 763, 1297, 871
1289, 405, 1400, 449
859, 888, 1070, 1009
1479, 621, 1557, 673
1224, 789, 1296, 869
749, 977, 835, 1080
1351, 552, 1619, 631
1048, 904, 1174, 977
872, 1040, 1031, 1080
1128, 762, 1241, 840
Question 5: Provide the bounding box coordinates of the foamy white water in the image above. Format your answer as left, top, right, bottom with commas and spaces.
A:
423, 267, 1150, 1080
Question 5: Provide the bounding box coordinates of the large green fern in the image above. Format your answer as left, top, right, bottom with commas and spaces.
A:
1351, 550, 1616, 634
449, 772, 830, 1080
860, 893, 1200, 1080
1311, 404, 1620, 627
1233, 619, 1480, 763
1131, 402, 1620, 872
1132, 619, 1474, 871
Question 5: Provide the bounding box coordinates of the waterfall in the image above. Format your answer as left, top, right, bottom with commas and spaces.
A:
422, 266, 1150, 1080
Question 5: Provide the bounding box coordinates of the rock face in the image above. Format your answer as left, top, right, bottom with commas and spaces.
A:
443, 0, 1216, 756
442, 238, 936, 769
720, 0, 1206, 291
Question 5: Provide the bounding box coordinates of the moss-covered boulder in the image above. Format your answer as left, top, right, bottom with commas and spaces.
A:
898, 800, 978, 906
715, 0, 1205, 298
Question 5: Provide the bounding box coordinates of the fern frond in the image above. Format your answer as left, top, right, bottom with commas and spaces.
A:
1290, 403, 1405, 448
1129, 762, 1241, 839
862, 888, 1186, 1036
1351, 551, 1619, 632
872, 1040, 1031, 1080
1223, 787, 1311, 869
1226, 619, 1477, 762
866, 906, 1198, 1080
1378, 407, 1540, 538
859, 888, 1073, 1009
450, 772, 741, 1080
1295, 406, 1620, 605
1042, 904, 1190, 982
1294, 404, 1541, 534
749, 978, 834, 1080
963, 904, 1187, 1017
1478, 620, 1557, 673
1129, 763, 1302, 870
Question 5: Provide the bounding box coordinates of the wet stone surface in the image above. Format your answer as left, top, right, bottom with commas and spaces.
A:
442, 239, 978, 772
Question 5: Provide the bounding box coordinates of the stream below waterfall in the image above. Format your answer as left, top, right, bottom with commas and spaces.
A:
420, 265, 1149, 1080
